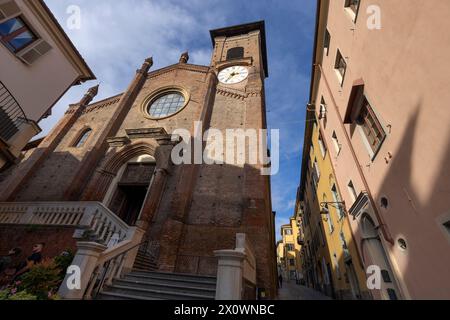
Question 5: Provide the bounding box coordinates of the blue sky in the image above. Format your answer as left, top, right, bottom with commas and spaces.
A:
43, 0, 317, 240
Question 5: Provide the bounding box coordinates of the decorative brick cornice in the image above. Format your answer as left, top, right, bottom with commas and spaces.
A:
216, 87, 247, 100
65, 103, 81, 115
147, 63, 210, 79
247, 90, 262, 98
64, 94, 123, 115
216, 85, 262, 100
83, 95, 122, 114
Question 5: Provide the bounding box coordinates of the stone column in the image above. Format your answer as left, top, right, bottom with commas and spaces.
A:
58, 242, 106, 300
214, 250, 246, 300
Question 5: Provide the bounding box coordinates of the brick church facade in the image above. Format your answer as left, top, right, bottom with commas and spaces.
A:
0, 21, 277, 298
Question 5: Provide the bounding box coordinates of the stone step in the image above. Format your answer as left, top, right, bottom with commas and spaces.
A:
134, 260, 157, 268
114, 278, 216, 295
97, 291, 163, 300
103, 284, 215, 300
133, 251, 157, 271
123, 274, 217, 289
133, 260, 157, 267
128, 271, 217, 284
133, 263, 157, 270
135, 256, 156, 264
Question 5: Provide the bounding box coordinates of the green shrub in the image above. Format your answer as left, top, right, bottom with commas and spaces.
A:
54, 251, 74, 277
8, 291, 38, 300
0, 289, 9, 300
0, 250, 74, 300
17, 259, 62, 300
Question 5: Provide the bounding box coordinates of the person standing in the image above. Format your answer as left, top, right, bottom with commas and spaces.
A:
14, 243, 45, 279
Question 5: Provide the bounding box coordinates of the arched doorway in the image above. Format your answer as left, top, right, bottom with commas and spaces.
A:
103, 154, 156, 225
361, 213, 401, 300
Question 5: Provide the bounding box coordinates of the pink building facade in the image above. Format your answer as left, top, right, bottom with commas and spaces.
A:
306, 0, 450, 299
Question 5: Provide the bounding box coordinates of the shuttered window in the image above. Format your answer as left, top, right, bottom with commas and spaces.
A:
357, 97, 386, 154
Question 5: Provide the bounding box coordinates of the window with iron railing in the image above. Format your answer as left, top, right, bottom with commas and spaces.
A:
0, 81, 27, 142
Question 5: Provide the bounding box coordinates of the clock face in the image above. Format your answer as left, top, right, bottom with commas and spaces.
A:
218, 66, 249, 84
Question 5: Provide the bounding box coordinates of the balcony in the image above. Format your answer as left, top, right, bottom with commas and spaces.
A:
0, 81, 27, 142
0, 81, 40, 169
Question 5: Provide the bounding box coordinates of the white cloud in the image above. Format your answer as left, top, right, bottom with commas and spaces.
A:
190, 49, 212, 66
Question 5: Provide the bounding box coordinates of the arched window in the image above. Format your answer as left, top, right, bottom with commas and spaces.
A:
226, 47, 244, 60
74, 128, 92, 148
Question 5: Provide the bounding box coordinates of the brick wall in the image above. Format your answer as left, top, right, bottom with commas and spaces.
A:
0, 225, 77, 263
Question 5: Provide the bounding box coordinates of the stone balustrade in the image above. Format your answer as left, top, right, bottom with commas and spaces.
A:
0, 202, 130, 246
0, 201, 147, 299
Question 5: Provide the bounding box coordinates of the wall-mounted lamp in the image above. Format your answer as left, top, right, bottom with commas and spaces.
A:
319, 202, 346, 216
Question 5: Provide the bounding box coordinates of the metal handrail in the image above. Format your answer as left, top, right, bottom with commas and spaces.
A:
92, 239, 152, 299
0, 81, 29, 141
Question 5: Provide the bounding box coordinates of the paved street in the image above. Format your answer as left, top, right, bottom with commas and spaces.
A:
277, 280, 332, 300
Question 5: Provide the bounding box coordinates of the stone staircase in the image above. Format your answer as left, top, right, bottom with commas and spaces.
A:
133, 249, 158, 271
97, 270, 217, 300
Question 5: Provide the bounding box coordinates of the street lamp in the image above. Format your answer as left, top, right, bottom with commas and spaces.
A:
319, 201, 346, 216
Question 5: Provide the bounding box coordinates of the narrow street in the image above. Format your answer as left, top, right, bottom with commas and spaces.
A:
277, 280, 332, 300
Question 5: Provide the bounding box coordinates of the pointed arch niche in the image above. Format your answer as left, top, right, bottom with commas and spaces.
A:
83, 141, 159, 225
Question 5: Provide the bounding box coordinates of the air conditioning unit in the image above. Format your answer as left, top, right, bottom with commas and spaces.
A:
17, 39, 52, 65
0, 0, 21, 21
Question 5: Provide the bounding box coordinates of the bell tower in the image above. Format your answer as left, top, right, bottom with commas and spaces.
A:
175, 21, 277, 298
210, 21, 268, 79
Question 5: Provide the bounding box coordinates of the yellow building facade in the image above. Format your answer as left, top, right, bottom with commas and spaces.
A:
279, 223, 302, 282
276, 240, 284, 274
297, 114, 370, 299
